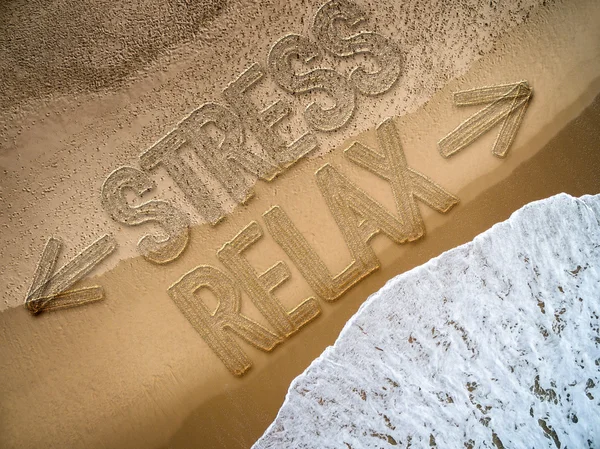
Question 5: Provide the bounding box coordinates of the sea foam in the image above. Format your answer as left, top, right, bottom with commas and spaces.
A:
254, 193, 600, 448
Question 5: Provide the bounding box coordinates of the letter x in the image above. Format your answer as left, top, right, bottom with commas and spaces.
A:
345, 118, 459, 239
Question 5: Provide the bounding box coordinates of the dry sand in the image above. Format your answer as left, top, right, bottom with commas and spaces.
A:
1, 0, 600, 448
0, 0, 226, 110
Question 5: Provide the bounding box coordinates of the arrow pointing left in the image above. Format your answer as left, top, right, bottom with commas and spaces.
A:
25, 235, 117, 314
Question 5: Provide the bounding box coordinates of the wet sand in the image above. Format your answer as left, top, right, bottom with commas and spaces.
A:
1, 84, 600, 449
2, 81, 600, 449
163, 87, 600, 449
1, 1, 600, 448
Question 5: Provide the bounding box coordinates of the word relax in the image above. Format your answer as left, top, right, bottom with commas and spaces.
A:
167, 118, 458, 375
22, 2, 530, 378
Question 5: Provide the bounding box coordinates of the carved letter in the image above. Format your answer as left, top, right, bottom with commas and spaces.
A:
168, 265, 281, 376
101, 166, 189, 264
217, 221, 321, 337
312, 0, 403, 96
179, 103, 279, 204
345, 118, 459, 238
314, 163, 412, 284
139, 128, 225, 225
223, 63, 318, 174
268, 34, 355, 132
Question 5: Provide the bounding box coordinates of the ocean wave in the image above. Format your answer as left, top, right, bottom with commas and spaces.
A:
255, 193, 600, 449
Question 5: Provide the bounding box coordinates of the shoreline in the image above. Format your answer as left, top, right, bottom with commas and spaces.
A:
161, 88, 600, 449
2, 85, 600, 449
1, 1, 600, 448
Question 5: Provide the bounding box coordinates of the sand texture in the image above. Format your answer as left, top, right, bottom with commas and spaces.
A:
255, 193, 600, 448
1, 0, 600, 448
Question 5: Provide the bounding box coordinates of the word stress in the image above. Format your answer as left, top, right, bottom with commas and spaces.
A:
21, 0, 533, 377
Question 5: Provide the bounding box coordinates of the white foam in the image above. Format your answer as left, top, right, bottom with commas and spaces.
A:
254, 193, 600, 448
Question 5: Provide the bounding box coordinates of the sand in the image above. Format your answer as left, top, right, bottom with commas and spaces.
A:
0, 0, 552, 300
1, 0, 600, 448
0, 0, 227, 110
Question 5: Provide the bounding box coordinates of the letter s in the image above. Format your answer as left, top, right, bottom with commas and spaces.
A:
101, 166, 190, 264
312, 0, 402, 96
268, 33, 355, 132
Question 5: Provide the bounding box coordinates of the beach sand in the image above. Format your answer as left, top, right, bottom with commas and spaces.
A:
1, 0, 600, 448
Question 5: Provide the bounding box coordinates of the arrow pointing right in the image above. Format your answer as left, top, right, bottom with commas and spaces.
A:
25, 235, 117, 314
438, 81, 532, 158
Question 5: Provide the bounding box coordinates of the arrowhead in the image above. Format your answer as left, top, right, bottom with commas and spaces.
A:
26, 235, 117, 314
438, 81, 532, 158
29, 287, 105, 313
